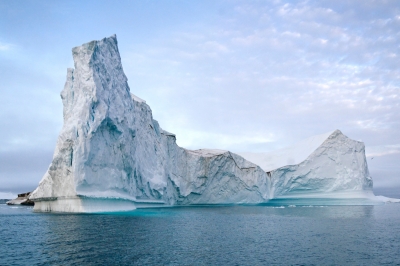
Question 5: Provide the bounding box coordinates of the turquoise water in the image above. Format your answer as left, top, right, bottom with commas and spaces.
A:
1, 203, 400, 265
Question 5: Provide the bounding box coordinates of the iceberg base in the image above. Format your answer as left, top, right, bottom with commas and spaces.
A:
33, 197, 137, 213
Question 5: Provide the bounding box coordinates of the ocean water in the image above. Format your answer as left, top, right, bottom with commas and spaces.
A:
1, 203, 400, 265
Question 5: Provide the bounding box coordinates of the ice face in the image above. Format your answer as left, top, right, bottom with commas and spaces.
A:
270, 130, 373, 198
30, 35, 272, 212
240, 130, 373, 198
30, 35, 380, 212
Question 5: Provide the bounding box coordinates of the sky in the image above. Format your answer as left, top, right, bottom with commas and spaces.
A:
1, 0, 399, 198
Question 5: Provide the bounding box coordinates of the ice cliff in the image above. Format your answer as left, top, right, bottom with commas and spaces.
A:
30, 35, 376, 212
239, 130, 373, 199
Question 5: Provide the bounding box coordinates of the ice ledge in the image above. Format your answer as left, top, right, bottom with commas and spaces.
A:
273, 190, 375, 199
32, 195, 166, 213
187, 149, 228, 157
131, 93, 146, 103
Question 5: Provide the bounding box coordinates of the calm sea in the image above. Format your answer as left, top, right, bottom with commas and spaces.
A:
1, 202, 400, 265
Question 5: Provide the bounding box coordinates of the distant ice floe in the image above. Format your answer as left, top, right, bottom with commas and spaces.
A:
374, 196, 400, 203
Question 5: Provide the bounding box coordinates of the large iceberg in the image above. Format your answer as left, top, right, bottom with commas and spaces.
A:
30, 35, 382, 212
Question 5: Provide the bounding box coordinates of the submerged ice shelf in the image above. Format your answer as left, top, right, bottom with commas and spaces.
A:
29, 35, 394, 213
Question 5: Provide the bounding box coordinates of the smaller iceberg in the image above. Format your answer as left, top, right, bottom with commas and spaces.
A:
6, 192, 34, 206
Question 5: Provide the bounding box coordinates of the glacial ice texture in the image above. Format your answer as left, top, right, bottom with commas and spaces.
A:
240, 130, 373, 199
30, 35, 378, 212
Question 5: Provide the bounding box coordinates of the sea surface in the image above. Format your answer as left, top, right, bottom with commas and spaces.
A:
1, 201, 400, 265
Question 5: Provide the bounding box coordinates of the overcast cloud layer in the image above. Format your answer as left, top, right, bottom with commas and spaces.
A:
1, 0, 399, 197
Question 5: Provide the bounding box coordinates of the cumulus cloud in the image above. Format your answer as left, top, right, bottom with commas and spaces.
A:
125, 0, 400, 147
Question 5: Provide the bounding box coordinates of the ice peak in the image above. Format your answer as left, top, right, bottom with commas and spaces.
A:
327, 129, 343, 139
60, 34, 132, 125
71, 35, 119, 69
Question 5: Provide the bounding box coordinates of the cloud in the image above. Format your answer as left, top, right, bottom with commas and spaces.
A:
120, 1, 400, 163
174, 129, 275, 152
0, 148, 52, 193
0, 41, 13, 51
366, 144, 400, 157
1, 0, 399, 190
0, 192, 17, 199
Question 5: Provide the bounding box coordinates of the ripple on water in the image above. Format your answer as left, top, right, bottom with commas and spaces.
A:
1, 204, 400, 265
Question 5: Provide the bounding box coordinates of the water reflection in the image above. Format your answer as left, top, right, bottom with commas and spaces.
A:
2, 204, 400, 265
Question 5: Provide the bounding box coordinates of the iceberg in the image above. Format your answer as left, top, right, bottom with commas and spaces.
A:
30, 35, 386, 212
6, 192, 34, 205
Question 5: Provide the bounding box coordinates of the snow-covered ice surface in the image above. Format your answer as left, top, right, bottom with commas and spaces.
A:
30, 35, 397, 212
